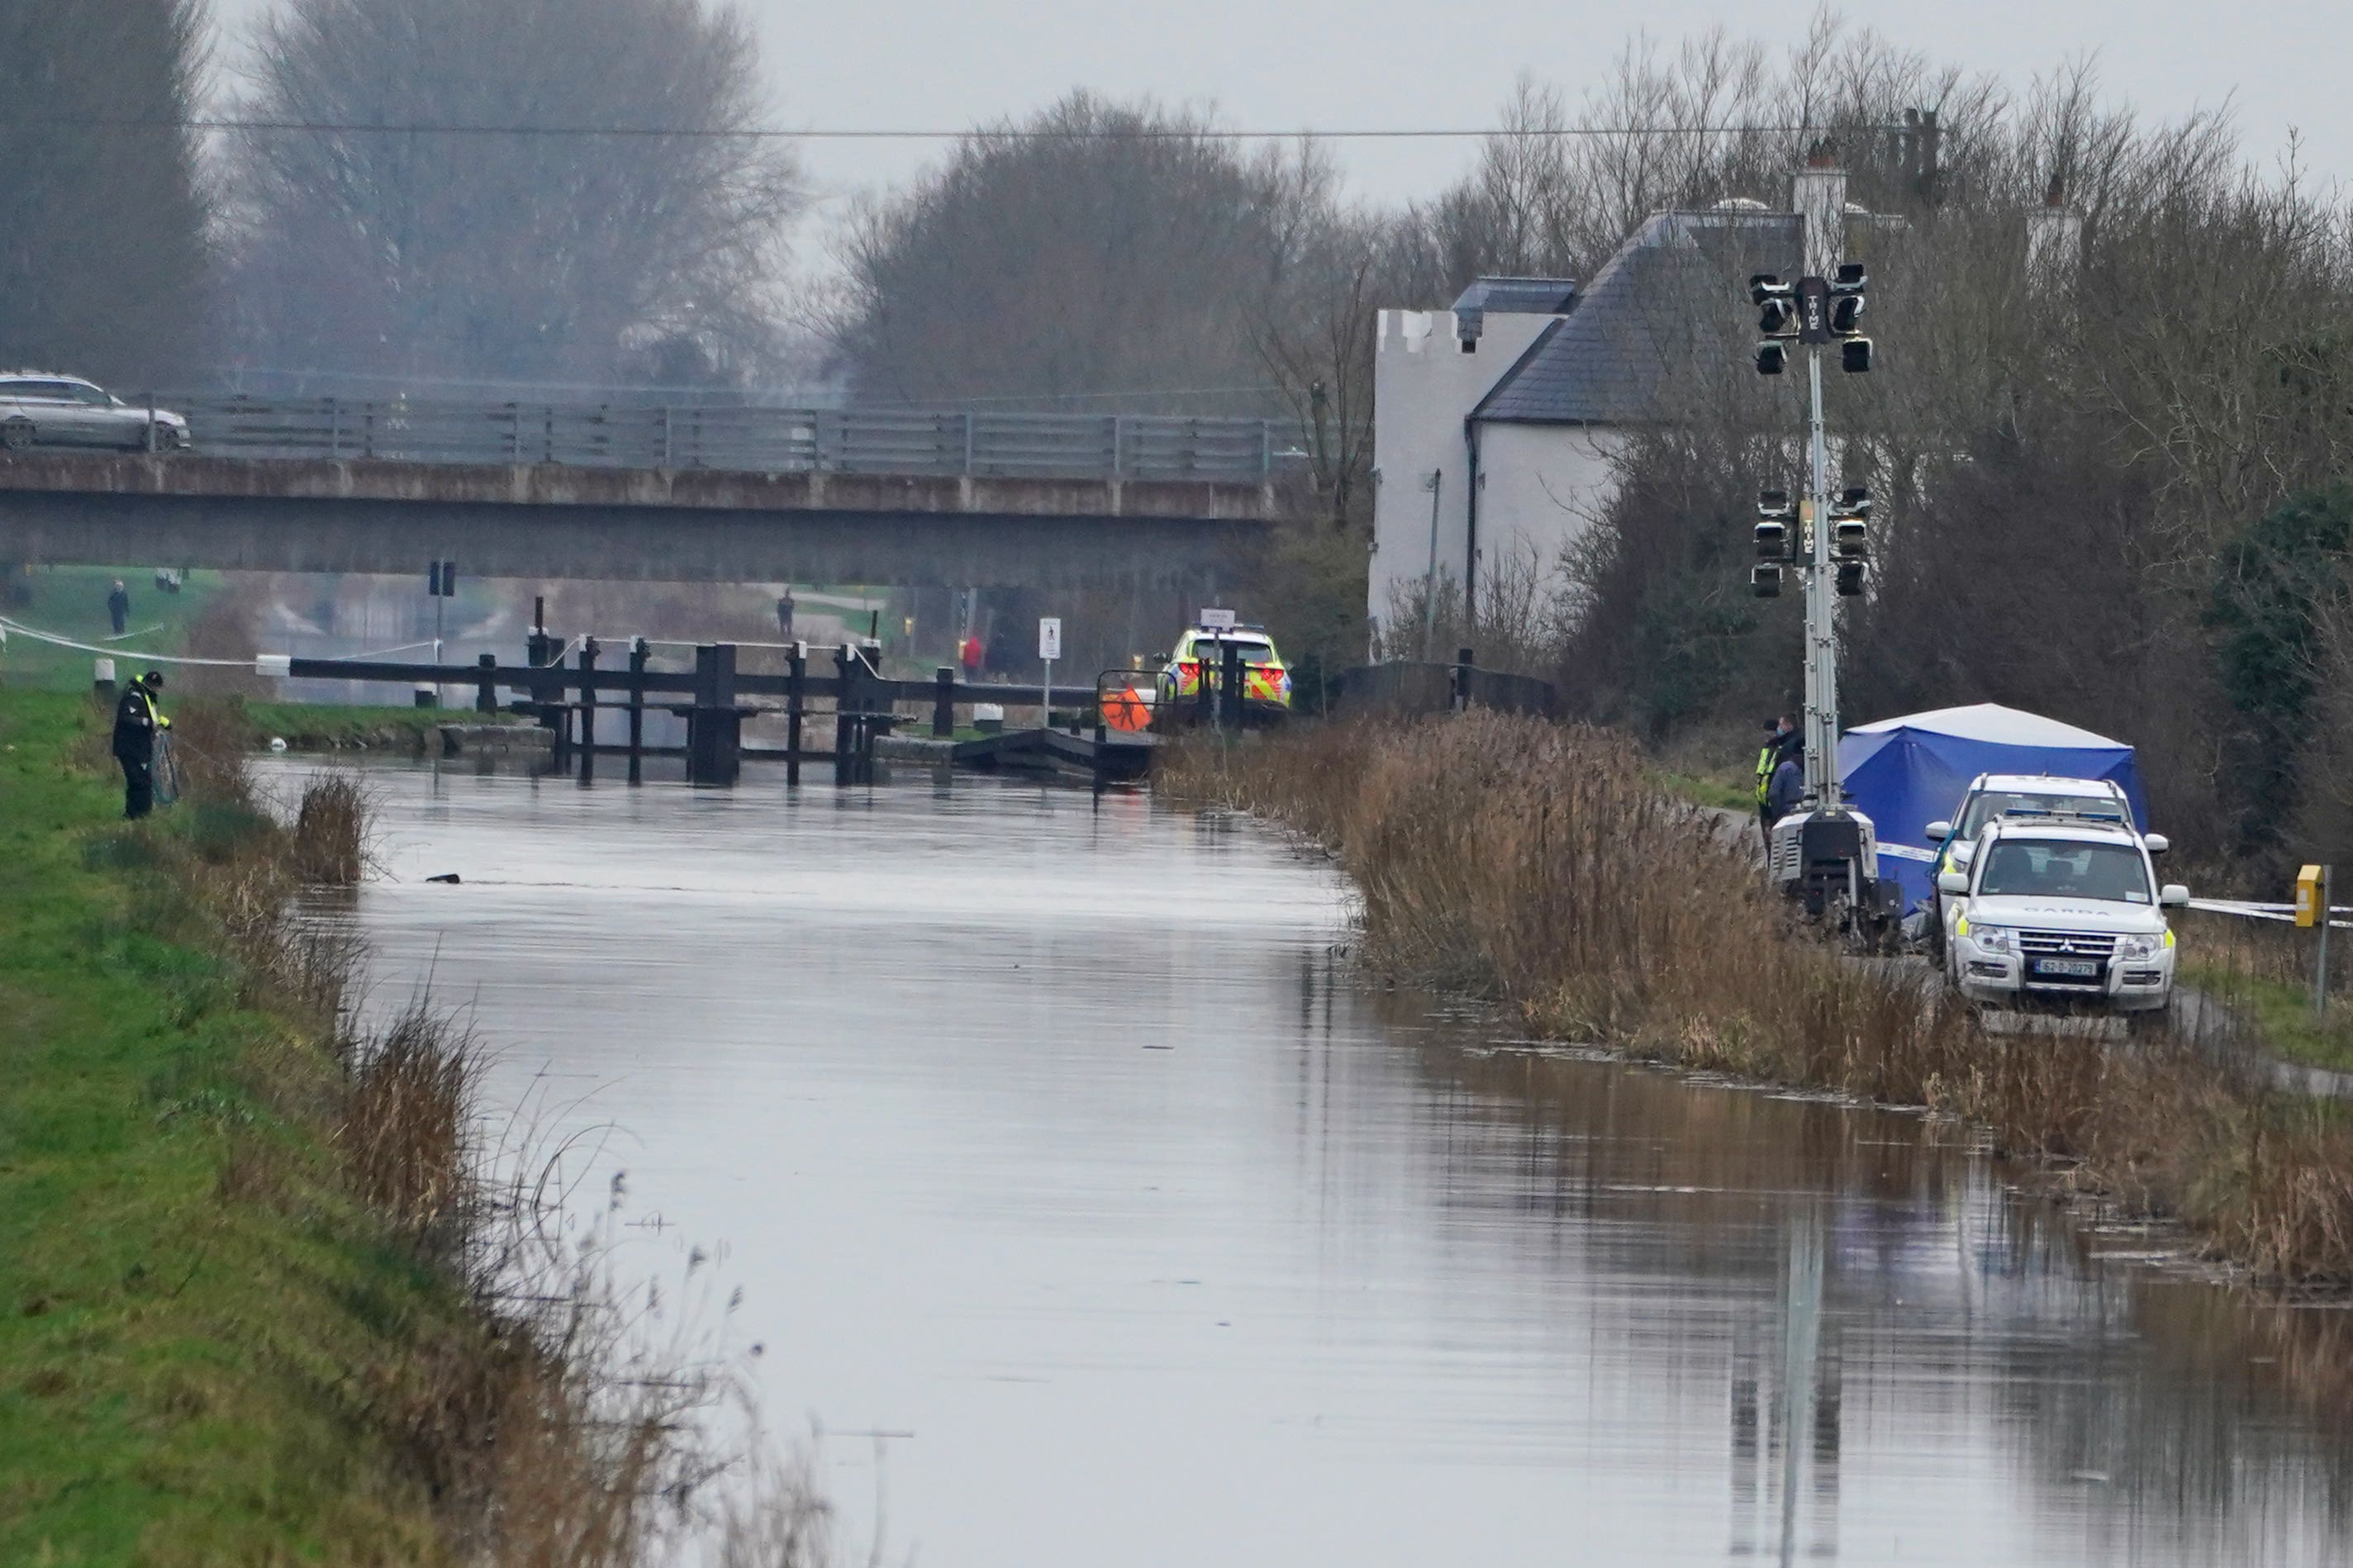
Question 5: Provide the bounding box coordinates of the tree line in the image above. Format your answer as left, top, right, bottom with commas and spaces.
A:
4, 0, 802, 396
7, 4, 2350, 868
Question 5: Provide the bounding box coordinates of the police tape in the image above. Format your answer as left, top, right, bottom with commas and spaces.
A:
1869, 846, 2339, 928
2185, 897, 2353, 928
0, 615, 254, 667
0, 617, 577, 672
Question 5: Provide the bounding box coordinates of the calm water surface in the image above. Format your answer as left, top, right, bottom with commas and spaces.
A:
291, 759, 2353, 1566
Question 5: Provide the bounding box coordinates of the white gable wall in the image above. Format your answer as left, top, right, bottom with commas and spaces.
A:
1368, 306, 1557, 647
1471, 422, 1625, 619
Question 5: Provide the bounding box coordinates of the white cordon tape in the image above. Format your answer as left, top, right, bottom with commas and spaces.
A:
1, 618, 465, 676
2187, 897, 2353, 930
0, 615, 253, 668
1883, 850, 2336, 926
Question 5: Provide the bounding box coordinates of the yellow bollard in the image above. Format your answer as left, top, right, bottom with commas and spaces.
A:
2298, 864, 2332, 1014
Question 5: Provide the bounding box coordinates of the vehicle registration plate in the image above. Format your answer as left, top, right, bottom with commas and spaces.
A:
2033, 959, 2101, 978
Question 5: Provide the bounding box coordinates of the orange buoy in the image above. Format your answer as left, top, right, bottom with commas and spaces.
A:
1101, 683, 1153, 732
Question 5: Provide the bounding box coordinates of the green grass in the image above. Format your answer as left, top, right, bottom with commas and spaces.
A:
236, 701, 446, 752
0, 568, 229, 688
2181, 961, 2353, 1073
0, 689, 468, 1564
1651, 767, 1756, 814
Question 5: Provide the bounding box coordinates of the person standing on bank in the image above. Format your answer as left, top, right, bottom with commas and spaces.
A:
107, 579, 131, 636
112, 670, 169, 820
1766, 744, 1806, 829
1755, 715, 1797, 843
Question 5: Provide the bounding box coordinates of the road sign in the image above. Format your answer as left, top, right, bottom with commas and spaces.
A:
1102, 682, 1152, 732
1199, 607, 1237, 630
1038, 617, 1062, 660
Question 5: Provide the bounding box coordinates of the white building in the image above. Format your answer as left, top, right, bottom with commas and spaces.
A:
1370, 154, 1861, 648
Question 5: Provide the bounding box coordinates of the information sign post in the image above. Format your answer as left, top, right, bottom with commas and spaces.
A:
1039, 616, 1062, 729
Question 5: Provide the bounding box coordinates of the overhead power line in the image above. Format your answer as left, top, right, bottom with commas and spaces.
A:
0, 116, 1832, 142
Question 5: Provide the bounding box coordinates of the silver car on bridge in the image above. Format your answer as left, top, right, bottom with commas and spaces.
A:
0, 374, 191, 453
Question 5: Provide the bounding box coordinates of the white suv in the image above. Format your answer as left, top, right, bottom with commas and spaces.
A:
1922, 776, 2164, 943
0, 374, 190, 453
1939, 815, 2187, 1025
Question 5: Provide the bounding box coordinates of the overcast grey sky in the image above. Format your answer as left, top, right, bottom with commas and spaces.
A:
208, 0, 2353, 212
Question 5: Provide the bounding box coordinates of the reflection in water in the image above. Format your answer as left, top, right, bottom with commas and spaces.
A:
1725, 1215, 1839, 1566
293, 759, 2353, 1566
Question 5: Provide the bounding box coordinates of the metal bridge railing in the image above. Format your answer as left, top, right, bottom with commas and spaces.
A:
150, 393, 1293, 482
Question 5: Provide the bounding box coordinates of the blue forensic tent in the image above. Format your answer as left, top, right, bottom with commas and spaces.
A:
1837, 703, 2146, 910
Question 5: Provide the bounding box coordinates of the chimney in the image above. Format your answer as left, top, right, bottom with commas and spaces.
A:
1792, 140, 1847, 277
2027, 177, 2084, 288
1900, 109, 1942, 205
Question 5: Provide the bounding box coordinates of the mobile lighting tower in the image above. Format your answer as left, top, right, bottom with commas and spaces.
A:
1748, 249, 1899, 946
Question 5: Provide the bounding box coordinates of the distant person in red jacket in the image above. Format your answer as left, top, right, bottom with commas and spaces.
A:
959, 634, 984, 676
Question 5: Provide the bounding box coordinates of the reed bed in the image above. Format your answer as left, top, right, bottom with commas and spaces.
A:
1162, 714, 2353, 1285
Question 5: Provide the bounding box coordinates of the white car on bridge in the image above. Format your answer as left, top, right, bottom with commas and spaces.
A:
0, 374, 190, 453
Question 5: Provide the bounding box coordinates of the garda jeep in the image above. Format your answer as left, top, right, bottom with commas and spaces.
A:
1922, 776, 2165, 944
1939, 814, 2187, 1028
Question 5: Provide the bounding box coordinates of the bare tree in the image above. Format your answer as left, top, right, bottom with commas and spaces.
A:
1409, 22, 2005, 302
0, 1, 211, 383
226, 0, 802, 392
1250, 204, 1430, 533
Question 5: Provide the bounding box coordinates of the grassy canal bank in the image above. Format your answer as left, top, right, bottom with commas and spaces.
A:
1162, 714, 2353, 1289
0, 688, 734, 1564
0, 569, 233, 689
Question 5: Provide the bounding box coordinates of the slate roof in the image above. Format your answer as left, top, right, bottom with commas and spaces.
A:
1451, 275, 1579, 321
1474, 211, 1802, 425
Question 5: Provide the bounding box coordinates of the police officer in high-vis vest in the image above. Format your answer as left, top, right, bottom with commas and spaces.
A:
1755, 715, 1796, 843
112, 669, 169, 820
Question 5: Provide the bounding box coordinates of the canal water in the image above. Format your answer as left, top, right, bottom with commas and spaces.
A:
294, 760, 2353, 1566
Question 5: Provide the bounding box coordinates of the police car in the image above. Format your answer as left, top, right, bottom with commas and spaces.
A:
1939, 812, 2188, 1026
1155, 624, 1293, 716
1922, 776, 2166, 943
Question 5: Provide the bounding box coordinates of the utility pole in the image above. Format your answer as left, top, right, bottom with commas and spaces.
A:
1421, 468, 1443, 661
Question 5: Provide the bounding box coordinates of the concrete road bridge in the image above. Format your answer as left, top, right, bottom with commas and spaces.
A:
0, 396, 1295, 588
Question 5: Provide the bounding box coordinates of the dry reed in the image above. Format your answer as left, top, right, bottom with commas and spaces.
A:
292, 771, 372, 885
343, 997, 476, 1240
1162, 714, 2353, 1285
